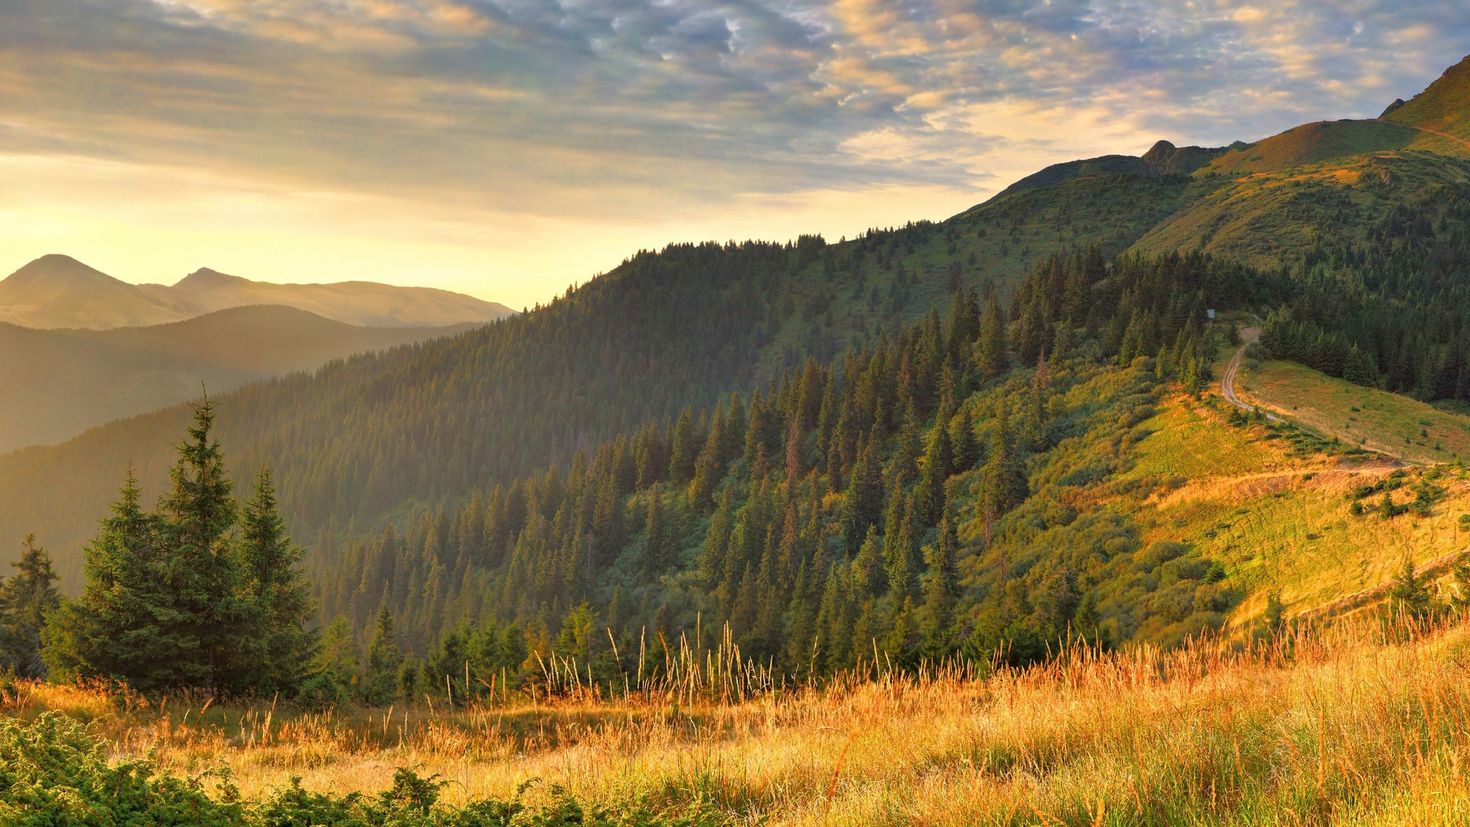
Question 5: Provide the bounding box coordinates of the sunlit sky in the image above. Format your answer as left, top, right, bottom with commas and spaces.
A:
2, 1, 1468, 307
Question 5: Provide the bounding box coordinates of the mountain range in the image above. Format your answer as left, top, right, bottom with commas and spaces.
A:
0, 254, 515, 330
0, 306, 478, 452
5, 52, 1470, 649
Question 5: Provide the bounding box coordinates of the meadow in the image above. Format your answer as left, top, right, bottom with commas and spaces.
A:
9, 611, 1470, 825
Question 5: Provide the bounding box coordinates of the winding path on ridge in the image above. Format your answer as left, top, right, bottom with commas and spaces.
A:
1220, 327, 1283, 423
1379, 118, 1470, 154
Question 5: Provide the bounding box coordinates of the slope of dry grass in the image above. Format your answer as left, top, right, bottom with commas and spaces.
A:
8, 614, 1470, 824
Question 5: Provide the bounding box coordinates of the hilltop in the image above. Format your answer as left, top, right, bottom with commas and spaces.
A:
0, 255, 182, 329
159, 267, 516, 328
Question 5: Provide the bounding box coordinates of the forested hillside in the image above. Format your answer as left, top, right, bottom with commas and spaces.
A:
301, 250, 1292, 695
0, 176, 1191, 582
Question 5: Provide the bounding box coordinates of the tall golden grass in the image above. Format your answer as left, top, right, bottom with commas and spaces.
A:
8, 614, 1470, 824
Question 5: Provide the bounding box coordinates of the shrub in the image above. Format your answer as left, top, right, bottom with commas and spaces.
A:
0, 714, 724, 826
0, 712, 243, 825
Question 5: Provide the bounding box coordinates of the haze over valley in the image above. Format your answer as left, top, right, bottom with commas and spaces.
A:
0, 254, 511, 451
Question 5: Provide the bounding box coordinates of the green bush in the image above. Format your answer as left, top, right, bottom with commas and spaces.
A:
0, 713, 724, 826
0, 712, 243, 825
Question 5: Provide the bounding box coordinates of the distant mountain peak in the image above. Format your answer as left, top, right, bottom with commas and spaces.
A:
175, 267, 247, 289
1143, 139, 1177, 157
1380, 98, 1407, 118
4, 254, 120, 287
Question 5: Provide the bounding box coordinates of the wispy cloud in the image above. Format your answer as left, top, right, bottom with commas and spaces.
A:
1, 0, 1467, 302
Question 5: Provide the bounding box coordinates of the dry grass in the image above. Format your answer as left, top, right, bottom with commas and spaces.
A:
9, 615, 1470, 824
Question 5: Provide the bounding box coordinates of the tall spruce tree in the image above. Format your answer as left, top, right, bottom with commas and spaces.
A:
919, 515, 960, 659
47, 403, 314, 696
980, 404, 1028, 537
158, 396, 248, 692
362, 606, 403, 706
237, 467, 317, 695
977, 295, 1009, 378
0, 534, 59, 678
43, 470, 190, 689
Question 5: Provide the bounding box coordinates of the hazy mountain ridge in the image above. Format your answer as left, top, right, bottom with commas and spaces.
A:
0, 255, 515, 330
0, 305, 477, 452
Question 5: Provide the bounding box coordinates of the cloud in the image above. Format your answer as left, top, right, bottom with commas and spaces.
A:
1, 0, 1469, 300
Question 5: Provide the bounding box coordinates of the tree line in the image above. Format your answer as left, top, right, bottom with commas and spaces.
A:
1261, 185, 1470, 400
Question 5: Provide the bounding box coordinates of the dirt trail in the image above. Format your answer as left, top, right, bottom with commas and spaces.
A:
1220, 327, 1282, 423
1380, 118, 1470, 153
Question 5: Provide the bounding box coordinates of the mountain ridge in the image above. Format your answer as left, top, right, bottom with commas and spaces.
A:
0, 304, 477, 453
0, 255, 515, 330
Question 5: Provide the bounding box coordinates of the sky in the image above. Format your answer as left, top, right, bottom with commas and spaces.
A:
2, 1, 1468, 308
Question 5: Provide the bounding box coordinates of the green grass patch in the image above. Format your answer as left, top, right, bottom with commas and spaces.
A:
1240, 359, 1470, 465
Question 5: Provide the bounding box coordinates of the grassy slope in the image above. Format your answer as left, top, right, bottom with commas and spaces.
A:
1130, 151, 1470, 271
1240, 359, 1470, 464
10, 616, 1470, 824
1384, 55, 1470, 142
1107, 339, 1470, 628
1133, 399, 1470, 622
1198, 119, 1415, 176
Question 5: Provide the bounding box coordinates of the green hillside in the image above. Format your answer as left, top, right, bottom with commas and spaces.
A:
1383, 54, 1470, 143
0, 174, 1197, 581
1132, 150, 1470, 271
1197, 119, 1415, 176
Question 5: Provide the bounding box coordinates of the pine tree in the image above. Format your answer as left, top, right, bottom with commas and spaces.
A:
300, 617, 359, 708
852, 525, 886, 599
1389, 555, 1434, 618
914, 422, 952, 528
884, 496, 920, 600
667, 408, 698, 484
236, 467, 317, 696
948, 409, 979, 474
842, 431, 884, 552
977, 295, 1009, 378
641, 485, 670, 580
688, 406, 726, 506
362, 606, 403, 705
783, 561, 818, 676
43, 470, 190, 690
0, 534, 59, 678
919, 515, 960, 658
158, 396, 247, 692
980, 405, 1028, 538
